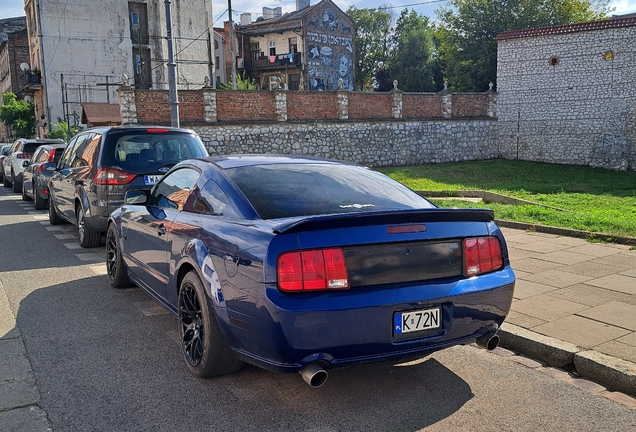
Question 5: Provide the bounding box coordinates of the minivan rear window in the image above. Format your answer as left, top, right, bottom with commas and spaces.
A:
102, 131, 207, 174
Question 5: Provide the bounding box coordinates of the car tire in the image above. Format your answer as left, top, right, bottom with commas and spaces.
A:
178, 271, 244, 378
21, 180, 32, 201
34, 189, 47, 210
48, 200, 64, 225
12, 171, 20, 193
77, 204, 101, 248
106, 224, 133, 288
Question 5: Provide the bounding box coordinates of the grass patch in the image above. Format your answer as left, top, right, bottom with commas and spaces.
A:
380, 160, 636, 238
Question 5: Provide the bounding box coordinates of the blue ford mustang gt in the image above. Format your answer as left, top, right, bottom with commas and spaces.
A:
106, 155, 515, 387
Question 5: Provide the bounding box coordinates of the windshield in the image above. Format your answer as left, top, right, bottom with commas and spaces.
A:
225, 163, 434, 220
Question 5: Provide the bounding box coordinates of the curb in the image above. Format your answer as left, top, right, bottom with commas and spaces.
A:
499, 323, 636, 396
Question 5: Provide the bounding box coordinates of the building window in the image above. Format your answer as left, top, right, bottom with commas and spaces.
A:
269, 75, 280, 90
548, 56, 559, 66
288, 74, 300, 91
214, 39, 219, 50
289, 37, 297, 53
131, 12, 139, 26
215, 56, 220, 68
603, 50, 614, 61
251, 42, 260, 62
269, 41, 276, 56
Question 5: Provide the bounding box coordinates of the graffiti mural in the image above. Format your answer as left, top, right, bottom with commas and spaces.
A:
304, 1, 355, 92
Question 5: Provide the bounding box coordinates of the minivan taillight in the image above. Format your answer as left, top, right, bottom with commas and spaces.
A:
94, 167, 137, 185
463, 237, 503, 276
278, 248, 349, 292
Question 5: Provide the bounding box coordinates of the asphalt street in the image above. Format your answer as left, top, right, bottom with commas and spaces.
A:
1, 186, 635, 431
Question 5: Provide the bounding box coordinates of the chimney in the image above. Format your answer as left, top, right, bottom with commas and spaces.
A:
274, 7, 282, 18
296, 0, 310, 11
263, 7, 275, 20
240, 13, 251, 26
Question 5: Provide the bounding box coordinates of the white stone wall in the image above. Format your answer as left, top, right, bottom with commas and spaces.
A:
193, 120, 498, 167
497, 25, 636, 170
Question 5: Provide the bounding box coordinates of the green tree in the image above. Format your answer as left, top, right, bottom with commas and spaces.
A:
0, 92, 35, 138
436, 0, 610, 91
347, 6, 393, 91
48, 119, 82, 141
218, 72, 257, 90
387, 9, 440, 92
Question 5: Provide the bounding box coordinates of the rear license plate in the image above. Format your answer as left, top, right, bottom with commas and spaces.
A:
394, 307, 440, 335
144, 175, 162, 185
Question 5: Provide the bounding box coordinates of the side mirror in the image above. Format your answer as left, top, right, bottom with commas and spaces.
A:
22, 160, 30, 168
124, 190, 149, 205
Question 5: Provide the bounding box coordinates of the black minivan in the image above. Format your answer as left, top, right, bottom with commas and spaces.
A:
48, 126, 208, 247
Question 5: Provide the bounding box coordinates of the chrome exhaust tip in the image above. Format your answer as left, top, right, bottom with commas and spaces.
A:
299, 362, 328, 388
476, 331, 500, 351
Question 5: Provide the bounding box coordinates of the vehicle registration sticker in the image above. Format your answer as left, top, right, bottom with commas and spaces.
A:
394, 307, 440, 335
144, 175, 162, 185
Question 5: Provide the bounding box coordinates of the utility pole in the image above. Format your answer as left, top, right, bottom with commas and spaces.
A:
228, 0, 236, 89
165, 0, 179, 127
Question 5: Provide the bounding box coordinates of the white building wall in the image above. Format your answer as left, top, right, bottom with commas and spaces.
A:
497, 24, 636, 170
34, 0, 213, 128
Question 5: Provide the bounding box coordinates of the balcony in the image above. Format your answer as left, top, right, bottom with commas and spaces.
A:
240, 52, 301, 71
19, 70, 42, 92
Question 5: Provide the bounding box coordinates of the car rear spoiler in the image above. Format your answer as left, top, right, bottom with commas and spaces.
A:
273, 208, 495, 234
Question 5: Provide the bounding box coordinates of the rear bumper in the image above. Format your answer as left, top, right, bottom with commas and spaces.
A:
222, 267, 515, 373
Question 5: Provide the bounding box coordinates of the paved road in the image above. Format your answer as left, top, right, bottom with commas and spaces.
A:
1, 187, 635, 431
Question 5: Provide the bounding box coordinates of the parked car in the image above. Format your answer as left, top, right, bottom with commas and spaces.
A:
48, 126, 208, 248
107, 155, 516, 387
3, 138, 66, 192
21, 143, 68, 209
0, 144, 11, 182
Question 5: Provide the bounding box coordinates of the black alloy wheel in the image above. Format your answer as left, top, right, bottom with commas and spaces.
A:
178, 271, 244, 378
33, 186, 47, 210
11, 171, 20, 193
106, 224, 132, 288
21, 180, 31, 201
48, 200, 64, 225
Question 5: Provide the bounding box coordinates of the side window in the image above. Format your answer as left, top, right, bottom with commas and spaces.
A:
36, 149, 50, 163
70, 133, 94, 168
193, 179, 238, 217
79, 134, 101, 167
59, 135, 84, 168
152, 168, 200, 210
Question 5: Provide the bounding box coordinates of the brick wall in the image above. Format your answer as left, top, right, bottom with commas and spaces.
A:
135, 91, 171, 124
348, 93, 392, 119
178, 91, 204, 123
403, 93, 442, 118
287, 92, 337, 120
452, 94, 489, 117
216, 91, 276, 122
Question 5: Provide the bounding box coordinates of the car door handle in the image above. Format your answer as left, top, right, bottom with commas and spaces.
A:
156, 224, 166, 236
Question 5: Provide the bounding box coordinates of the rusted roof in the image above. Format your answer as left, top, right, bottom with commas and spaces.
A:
81, 103, 121, 126
496, 16, 636, 41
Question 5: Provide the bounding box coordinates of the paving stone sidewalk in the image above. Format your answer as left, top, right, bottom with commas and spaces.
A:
499, 226, 636, 395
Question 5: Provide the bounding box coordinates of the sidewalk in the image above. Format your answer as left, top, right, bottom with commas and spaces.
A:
498, 225, 636, 396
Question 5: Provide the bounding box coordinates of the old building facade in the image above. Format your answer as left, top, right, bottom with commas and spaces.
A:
233, 0, 354, 92
23, 0, 217, 136
497, 16, 636, 170
0, 17, 30, 141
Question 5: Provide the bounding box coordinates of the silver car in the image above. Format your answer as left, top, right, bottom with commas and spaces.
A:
2, 138, 66, 192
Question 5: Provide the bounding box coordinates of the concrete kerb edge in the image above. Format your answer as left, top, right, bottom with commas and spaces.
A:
499, 323, 636, 396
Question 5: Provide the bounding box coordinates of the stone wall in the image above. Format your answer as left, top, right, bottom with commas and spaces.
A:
497, 19, 636, 170
193, 120, 498, 167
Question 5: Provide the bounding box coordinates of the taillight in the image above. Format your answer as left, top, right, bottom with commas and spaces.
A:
278, 248, 349, 292
146, 128, 170, 133
464, 237, 503, 276
37, 164, 46, 172
94, 167, 136, 185
47, 149, 57, 163
17, 153, 31, 159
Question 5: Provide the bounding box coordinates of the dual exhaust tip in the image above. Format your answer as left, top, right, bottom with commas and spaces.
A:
299, 331, 499, 388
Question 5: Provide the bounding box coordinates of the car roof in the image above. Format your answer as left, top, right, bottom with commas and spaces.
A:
16, 138, 66, 143
77, 125, 197, 135
203, 155, 359, 170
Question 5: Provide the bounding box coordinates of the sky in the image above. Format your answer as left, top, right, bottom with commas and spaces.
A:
1, 0, 635, 23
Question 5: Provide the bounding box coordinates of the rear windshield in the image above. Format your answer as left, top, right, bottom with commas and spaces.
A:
24, 142, 45, 154
225, 163, 434, 220
101, 131, 207, 174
